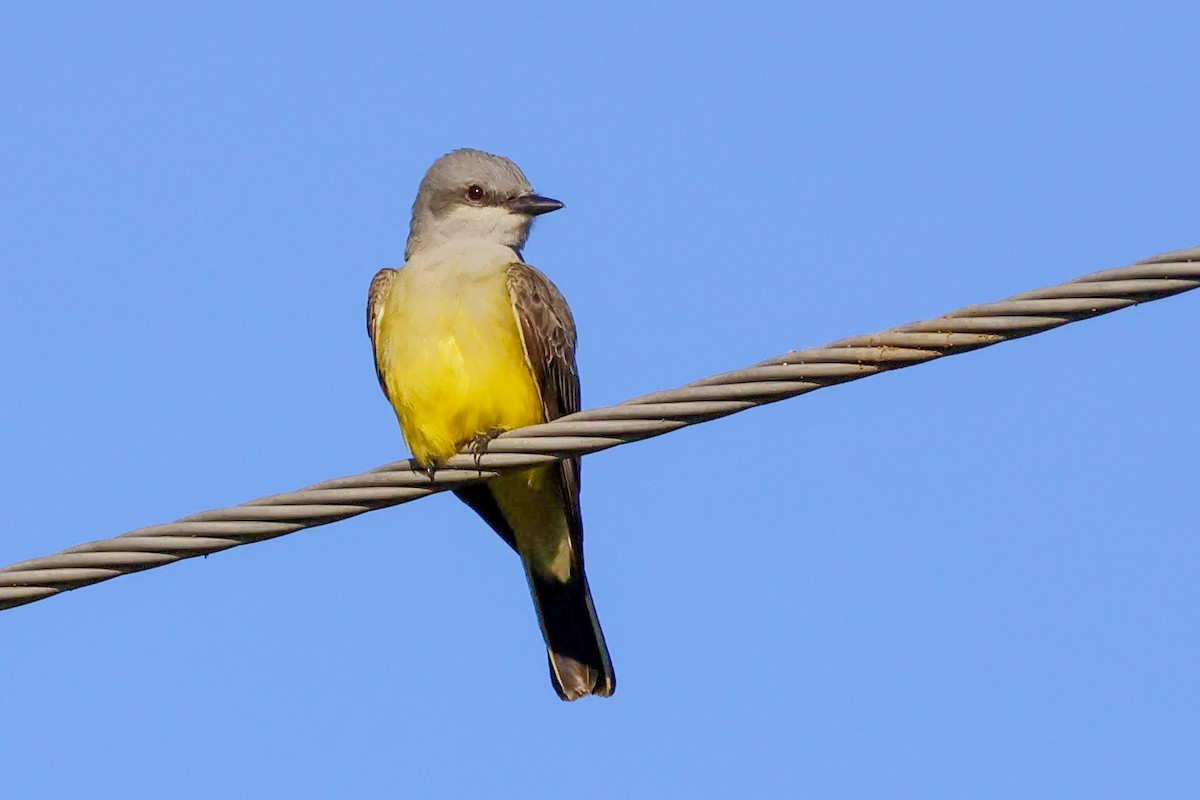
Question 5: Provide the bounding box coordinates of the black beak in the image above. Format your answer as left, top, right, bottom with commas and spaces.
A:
505, 194, 564, 216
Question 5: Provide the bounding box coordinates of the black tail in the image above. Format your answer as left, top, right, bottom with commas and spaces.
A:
526, 568, 615, 701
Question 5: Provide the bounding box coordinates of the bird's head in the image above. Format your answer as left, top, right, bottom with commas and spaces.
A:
405, 148, 563, 259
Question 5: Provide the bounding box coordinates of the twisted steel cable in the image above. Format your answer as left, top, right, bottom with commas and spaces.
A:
2, 245, 1198, 612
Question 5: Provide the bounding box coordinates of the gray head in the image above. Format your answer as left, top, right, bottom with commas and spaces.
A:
405, 148, 563, 259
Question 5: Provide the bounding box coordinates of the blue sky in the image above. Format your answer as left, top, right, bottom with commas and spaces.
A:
2, 2, 1197, 797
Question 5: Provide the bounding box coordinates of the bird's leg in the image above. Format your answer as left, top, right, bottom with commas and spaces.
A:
468, 427, 507, 472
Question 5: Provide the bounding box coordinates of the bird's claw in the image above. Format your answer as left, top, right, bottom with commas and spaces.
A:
468, 428, 506, 472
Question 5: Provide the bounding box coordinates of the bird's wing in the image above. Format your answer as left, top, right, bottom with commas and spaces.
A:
506, 262, 580, 424
366, 267, 399, 394
506, 261, 584, 532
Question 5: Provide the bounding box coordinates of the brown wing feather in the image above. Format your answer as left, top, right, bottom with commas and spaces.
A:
506, 262, 584, 537
367, 268, 398, 394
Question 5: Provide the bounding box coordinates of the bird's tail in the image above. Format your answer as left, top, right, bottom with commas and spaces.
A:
526, 568, 615, 701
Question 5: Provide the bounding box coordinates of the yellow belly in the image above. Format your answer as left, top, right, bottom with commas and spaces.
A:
376, 259, 544, 466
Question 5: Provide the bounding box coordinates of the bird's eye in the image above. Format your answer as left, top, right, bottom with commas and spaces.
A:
466, 184, 485, 202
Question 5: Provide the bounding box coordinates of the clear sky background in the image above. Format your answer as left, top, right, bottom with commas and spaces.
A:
2, 3, 1197, 797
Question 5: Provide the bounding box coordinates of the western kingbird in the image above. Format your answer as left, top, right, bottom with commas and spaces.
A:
367, 149, 615, 700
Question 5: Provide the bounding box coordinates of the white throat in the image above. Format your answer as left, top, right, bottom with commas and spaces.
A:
407, 205, 531, 259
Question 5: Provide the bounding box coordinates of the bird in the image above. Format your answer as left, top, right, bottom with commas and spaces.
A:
366, 149, 615, 700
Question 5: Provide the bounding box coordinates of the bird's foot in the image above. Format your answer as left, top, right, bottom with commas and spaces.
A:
468, 428, 506, 471
417, 458, 440, 483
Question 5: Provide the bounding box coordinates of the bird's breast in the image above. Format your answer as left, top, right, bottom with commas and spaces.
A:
377, 251, 544, 466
